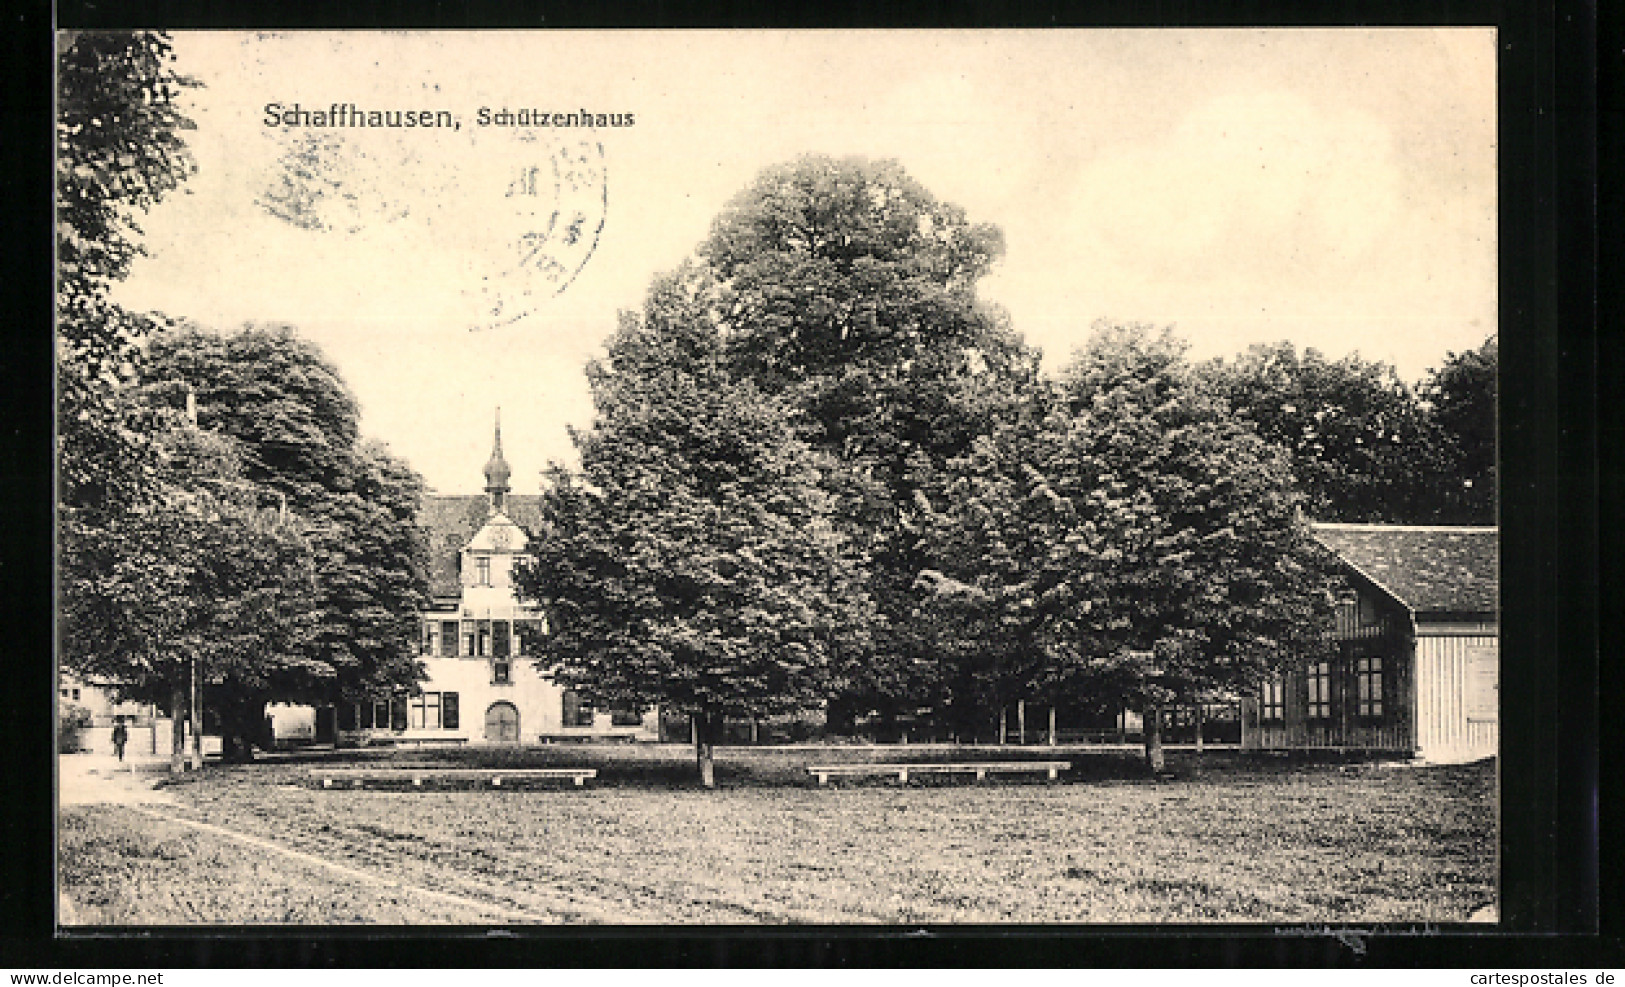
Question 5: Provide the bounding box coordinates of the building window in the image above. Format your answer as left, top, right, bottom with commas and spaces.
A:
441, 620, 459, 657
462, 619, 476, 658
1306, 661, 1332, 720
410, 692, 442, 730
422, 622, 435, 655
610, 705, 643, 727
1261, 679, 1286, 722
373, 700, 390, 731
492, 620, 511, 658
475, 555, 491, 587
59, 688, 69, 699
514, 618, 543, 655
491, 661, 511, 685
562, 689, 595, 728
1355, 655, 1384, 719
443, 692, 460, 730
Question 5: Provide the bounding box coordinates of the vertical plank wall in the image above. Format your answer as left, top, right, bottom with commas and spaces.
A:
1413, 624, 1498, 759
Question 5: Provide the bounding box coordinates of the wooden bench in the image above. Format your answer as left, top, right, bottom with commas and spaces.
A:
534, 731, 641, 744
310, 766, 597, 788
805, 761, 1072, 786
352, 736, 470, 749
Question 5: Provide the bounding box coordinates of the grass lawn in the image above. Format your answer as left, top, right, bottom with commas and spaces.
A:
58, 749, 1496, 925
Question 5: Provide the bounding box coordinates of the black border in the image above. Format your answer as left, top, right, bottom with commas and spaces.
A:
8, 0, 1608, 968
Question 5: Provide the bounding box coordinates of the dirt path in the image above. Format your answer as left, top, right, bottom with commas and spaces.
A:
88, 801, 653, 924
58, 757, 634, 923
58, 758, 681, 924
57, 753, 175, 807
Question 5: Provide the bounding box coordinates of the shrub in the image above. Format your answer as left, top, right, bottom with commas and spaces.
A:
59, 703, 94, 753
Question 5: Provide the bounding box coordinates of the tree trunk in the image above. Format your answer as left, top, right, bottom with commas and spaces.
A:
169, 687, 186, 774
1193, 702, 1205, 753
1017, 700, 1026, 745
1048, 705, 1057, 747
1143, 703, 1166, 775
998, 706, 1007, 745
188, 659, 203, 770
694, 710, 717, 789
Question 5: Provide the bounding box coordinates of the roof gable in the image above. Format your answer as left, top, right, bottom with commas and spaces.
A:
420, 494, 545, 600
1311, 523, 1498, 617
467, 512, 530, 552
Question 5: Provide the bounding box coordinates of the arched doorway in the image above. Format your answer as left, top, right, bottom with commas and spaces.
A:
484, 701, 520, 743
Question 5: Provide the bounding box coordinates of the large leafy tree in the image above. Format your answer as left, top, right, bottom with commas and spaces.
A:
516, 268, 873, 787
1421, 335, 1497, 524
908, 388, 1072, 741
137, 324, 431, 714
919, 323, 1337, 771
1197, 342, 1449, 524
58, 414, 321, 766
695, 155, 1042, 727
57, 31, 197, 518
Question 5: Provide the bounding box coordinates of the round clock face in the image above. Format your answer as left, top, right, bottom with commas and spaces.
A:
490, 526, 513, 550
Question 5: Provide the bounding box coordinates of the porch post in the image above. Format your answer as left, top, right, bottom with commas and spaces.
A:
188, 657, 202, 770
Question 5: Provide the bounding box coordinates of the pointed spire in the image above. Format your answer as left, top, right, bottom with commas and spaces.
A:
484, 407, 511, 513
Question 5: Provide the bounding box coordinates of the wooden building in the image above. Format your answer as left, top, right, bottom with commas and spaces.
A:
1241, 523, 1498, 761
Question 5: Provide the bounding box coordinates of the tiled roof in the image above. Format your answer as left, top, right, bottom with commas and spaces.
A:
420, 494, 545, 600
1311, 523, 1498, 617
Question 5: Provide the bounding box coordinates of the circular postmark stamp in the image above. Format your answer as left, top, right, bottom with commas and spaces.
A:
252, 120, 610, 331
476, 139, 607, 330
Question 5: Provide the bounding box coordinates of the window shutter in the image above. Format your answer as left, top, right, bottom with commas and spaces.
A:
441, 621, 459, 657
443, 692, 459, 730
391, 696, 408, 731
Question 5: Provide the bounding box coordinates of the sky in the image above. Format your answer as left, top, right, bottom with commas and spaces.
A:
111, 29, 1497, 495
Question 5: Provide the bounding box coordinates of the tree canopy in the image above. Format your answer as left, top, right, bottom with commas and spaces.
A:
136, 324, 432, 711
1197, 341, 1450, 524
1421, 335, 1497, 524
58, 410, 321, 761
515, 267, 874, 785
691, 155, 1043, 723
57, 31, 197, 518
919, 323, 1338, 767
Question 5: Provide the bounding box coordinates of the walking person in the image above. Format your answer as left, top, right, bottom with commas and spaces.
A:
111, 717, 128, 764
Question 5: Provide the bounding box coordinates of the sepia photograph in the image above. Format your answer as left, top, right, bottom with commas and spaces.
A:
56, 28, 1499, 926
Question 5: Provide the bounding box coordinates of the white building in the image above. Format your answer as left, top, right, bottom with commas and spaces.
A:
336, 417, 658, 745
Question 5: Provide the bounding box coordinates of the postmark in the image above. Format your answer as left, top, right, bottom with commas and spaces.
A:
476, 139, 607, 330
254, 125, 608, 331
